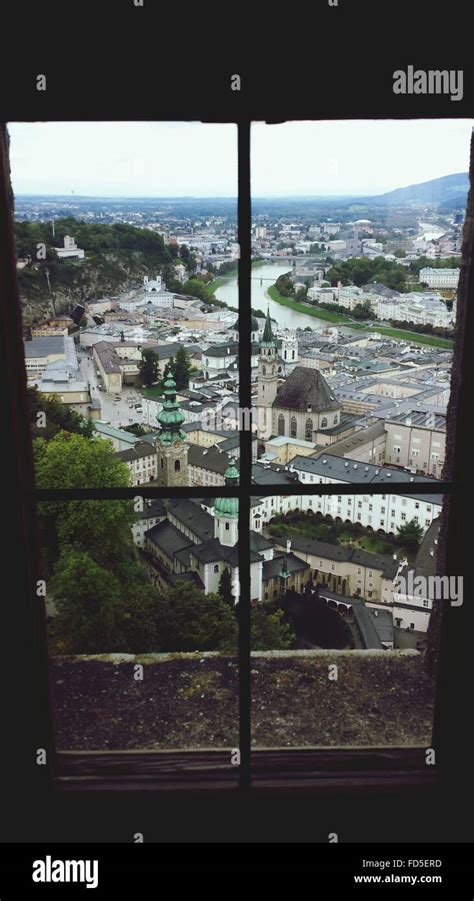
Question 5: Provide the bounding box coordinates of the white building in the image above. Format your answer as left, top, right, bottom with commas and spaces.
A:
419, 267, 460, 289
55, 235, 85, 260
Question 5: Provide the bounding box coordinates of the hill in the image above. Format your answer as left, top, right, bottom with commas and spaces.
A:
14, 218, 190, 326
375, 172, 469, 207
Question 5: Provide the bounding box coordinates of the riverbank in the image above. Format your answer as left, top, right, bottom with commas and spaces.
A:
267, 285, 453, 348
206, 259, 266, 295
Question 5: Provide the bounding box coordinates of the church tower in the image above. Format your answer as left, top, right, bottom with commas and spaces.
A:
156, 373, 189, 487
214, 456, 239, 547
257, 307, 279, 440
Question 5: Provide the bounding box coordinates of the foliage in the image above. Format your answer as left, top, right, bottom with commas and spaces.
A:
170, 345, 192, 390
218, 567, 234, 606
251, 605, 296, 650
138, 348, 160, 386
325, 256, 407, 292
28, 386, 94, 440
396, 518, 424, 551
152, 582, 238, 652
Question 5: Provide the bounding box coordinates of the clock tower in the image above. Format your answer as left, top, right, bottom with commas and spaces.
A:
156, 373, 189, 487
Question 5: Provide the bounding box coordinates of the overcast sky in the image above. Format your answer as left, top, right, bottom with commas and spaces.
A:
8, 119, 474, 197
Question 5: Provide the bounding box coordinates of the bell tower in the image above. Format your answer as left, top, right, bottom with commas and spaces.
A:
156, 373, 189, 487
257, 307, 278, 440
214, 457, 239, 547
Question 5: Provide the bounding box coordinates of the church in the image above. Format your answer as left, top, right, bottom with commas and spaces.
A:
256, 308, 341, 441
137, 455, 310, 604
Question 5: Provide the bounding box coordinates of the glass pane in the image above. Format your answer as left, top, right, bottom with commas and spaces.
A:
250, 491, 447, 750
251, 119, 474, 484
8, 121, 238, 488
39, 496, 239, 765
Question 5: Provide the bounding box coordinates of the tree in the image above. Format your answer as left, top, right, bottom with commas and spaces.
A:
28, 386, 94, 440
153, 582, 238, 652
251, 606, 296, 651
50, 549, 124, 654
138, 348, 160, 386
33, 432, 134, 573
396, 518, 424, 551
218, 567, 234, 606
171, 345, 192, 390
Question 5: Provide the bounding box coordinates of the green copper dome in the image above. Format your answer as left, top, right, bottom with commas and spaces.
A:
215, 456, 239, 518
157, 374, 187, 445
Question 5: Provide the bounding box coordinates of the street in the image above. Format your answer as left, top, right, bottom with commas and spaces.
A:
77, 346, 145, 429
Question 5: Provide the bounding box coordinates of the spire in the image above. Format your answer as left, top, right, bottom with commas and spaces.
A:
261, 306, 275, 347
156, 373, 186, 446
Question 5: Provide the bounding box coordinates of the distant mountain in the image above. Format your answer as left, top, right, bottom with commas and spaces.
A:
374, 172, 469, 207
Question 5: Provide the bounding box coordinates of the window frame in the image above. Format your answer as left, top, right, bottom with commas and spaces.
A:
1, 119, 471, 803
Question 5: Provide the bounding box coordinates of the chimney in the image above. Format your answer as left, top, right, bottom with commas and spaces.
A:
286, 539, 292, 554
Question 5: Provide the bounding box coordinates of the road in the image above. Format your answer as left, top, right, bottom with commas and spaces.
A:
77, 346, 144, 429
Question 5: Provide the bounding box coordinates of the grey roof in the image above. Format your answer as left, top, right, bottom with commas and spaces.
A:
325, 420, 387, 456
145, 520, 192, 558
116, 441, 156, 462
262, 552, 310, 581
165, 498, 214, 543
273, 366, 341, 413
280, 535, 398, 579
135, 499, 167, 521
93, 341, 121, 374
190, 537, 261, 566
292, 452, 443, 501
386, 410, 446, 430
252, 462, 301, 485
24, 336, 65, 358
188, 444, 234, 475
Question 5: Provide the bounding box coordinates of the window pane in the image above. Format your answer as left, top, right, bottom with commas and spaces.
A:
251, 119, 474, 484
250, 492, 448, 750
8, 122, 238, 488
39, 497, 239, 764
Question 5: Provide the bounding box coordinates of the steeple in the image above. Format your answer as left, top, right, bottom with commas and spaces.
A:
261, 306, 276, 348
156, 372, 188, 486
157, 373, 187, 446
257, 307, 278, 440
214, 456, 239, 546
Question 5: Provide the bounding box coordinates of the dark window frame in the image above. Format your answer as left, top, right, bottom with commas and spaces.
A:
1, 120, 471, 801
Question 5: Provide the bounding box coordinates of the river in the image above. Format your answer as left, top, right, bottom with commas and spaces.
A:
214, 262, 326, 332
417, 222, 447, 242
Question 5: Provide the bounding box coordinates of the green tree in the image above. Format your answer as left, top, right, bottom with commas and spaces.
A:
171, 345, 192, 390
28, 386, 94, 440
218, 567, 234, 606
396, 518, 424, 551
50, 549, 124, 654
153, 582, 238, 652
251, 606, 296, 650
138, 348, 160, 386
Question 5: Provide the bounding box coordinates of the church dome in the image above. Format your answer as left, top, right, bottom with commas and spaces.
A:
214, 457, 239, 518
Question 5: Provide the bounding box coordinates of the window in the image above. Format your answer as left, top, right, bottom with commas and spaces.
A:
278, 414, 285, 436
3, 109, 470, 828
290, 416, 297, 438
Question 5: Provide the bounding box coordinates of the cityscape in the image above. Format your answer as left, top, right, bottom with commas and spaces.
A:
9, 118, 471, 752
